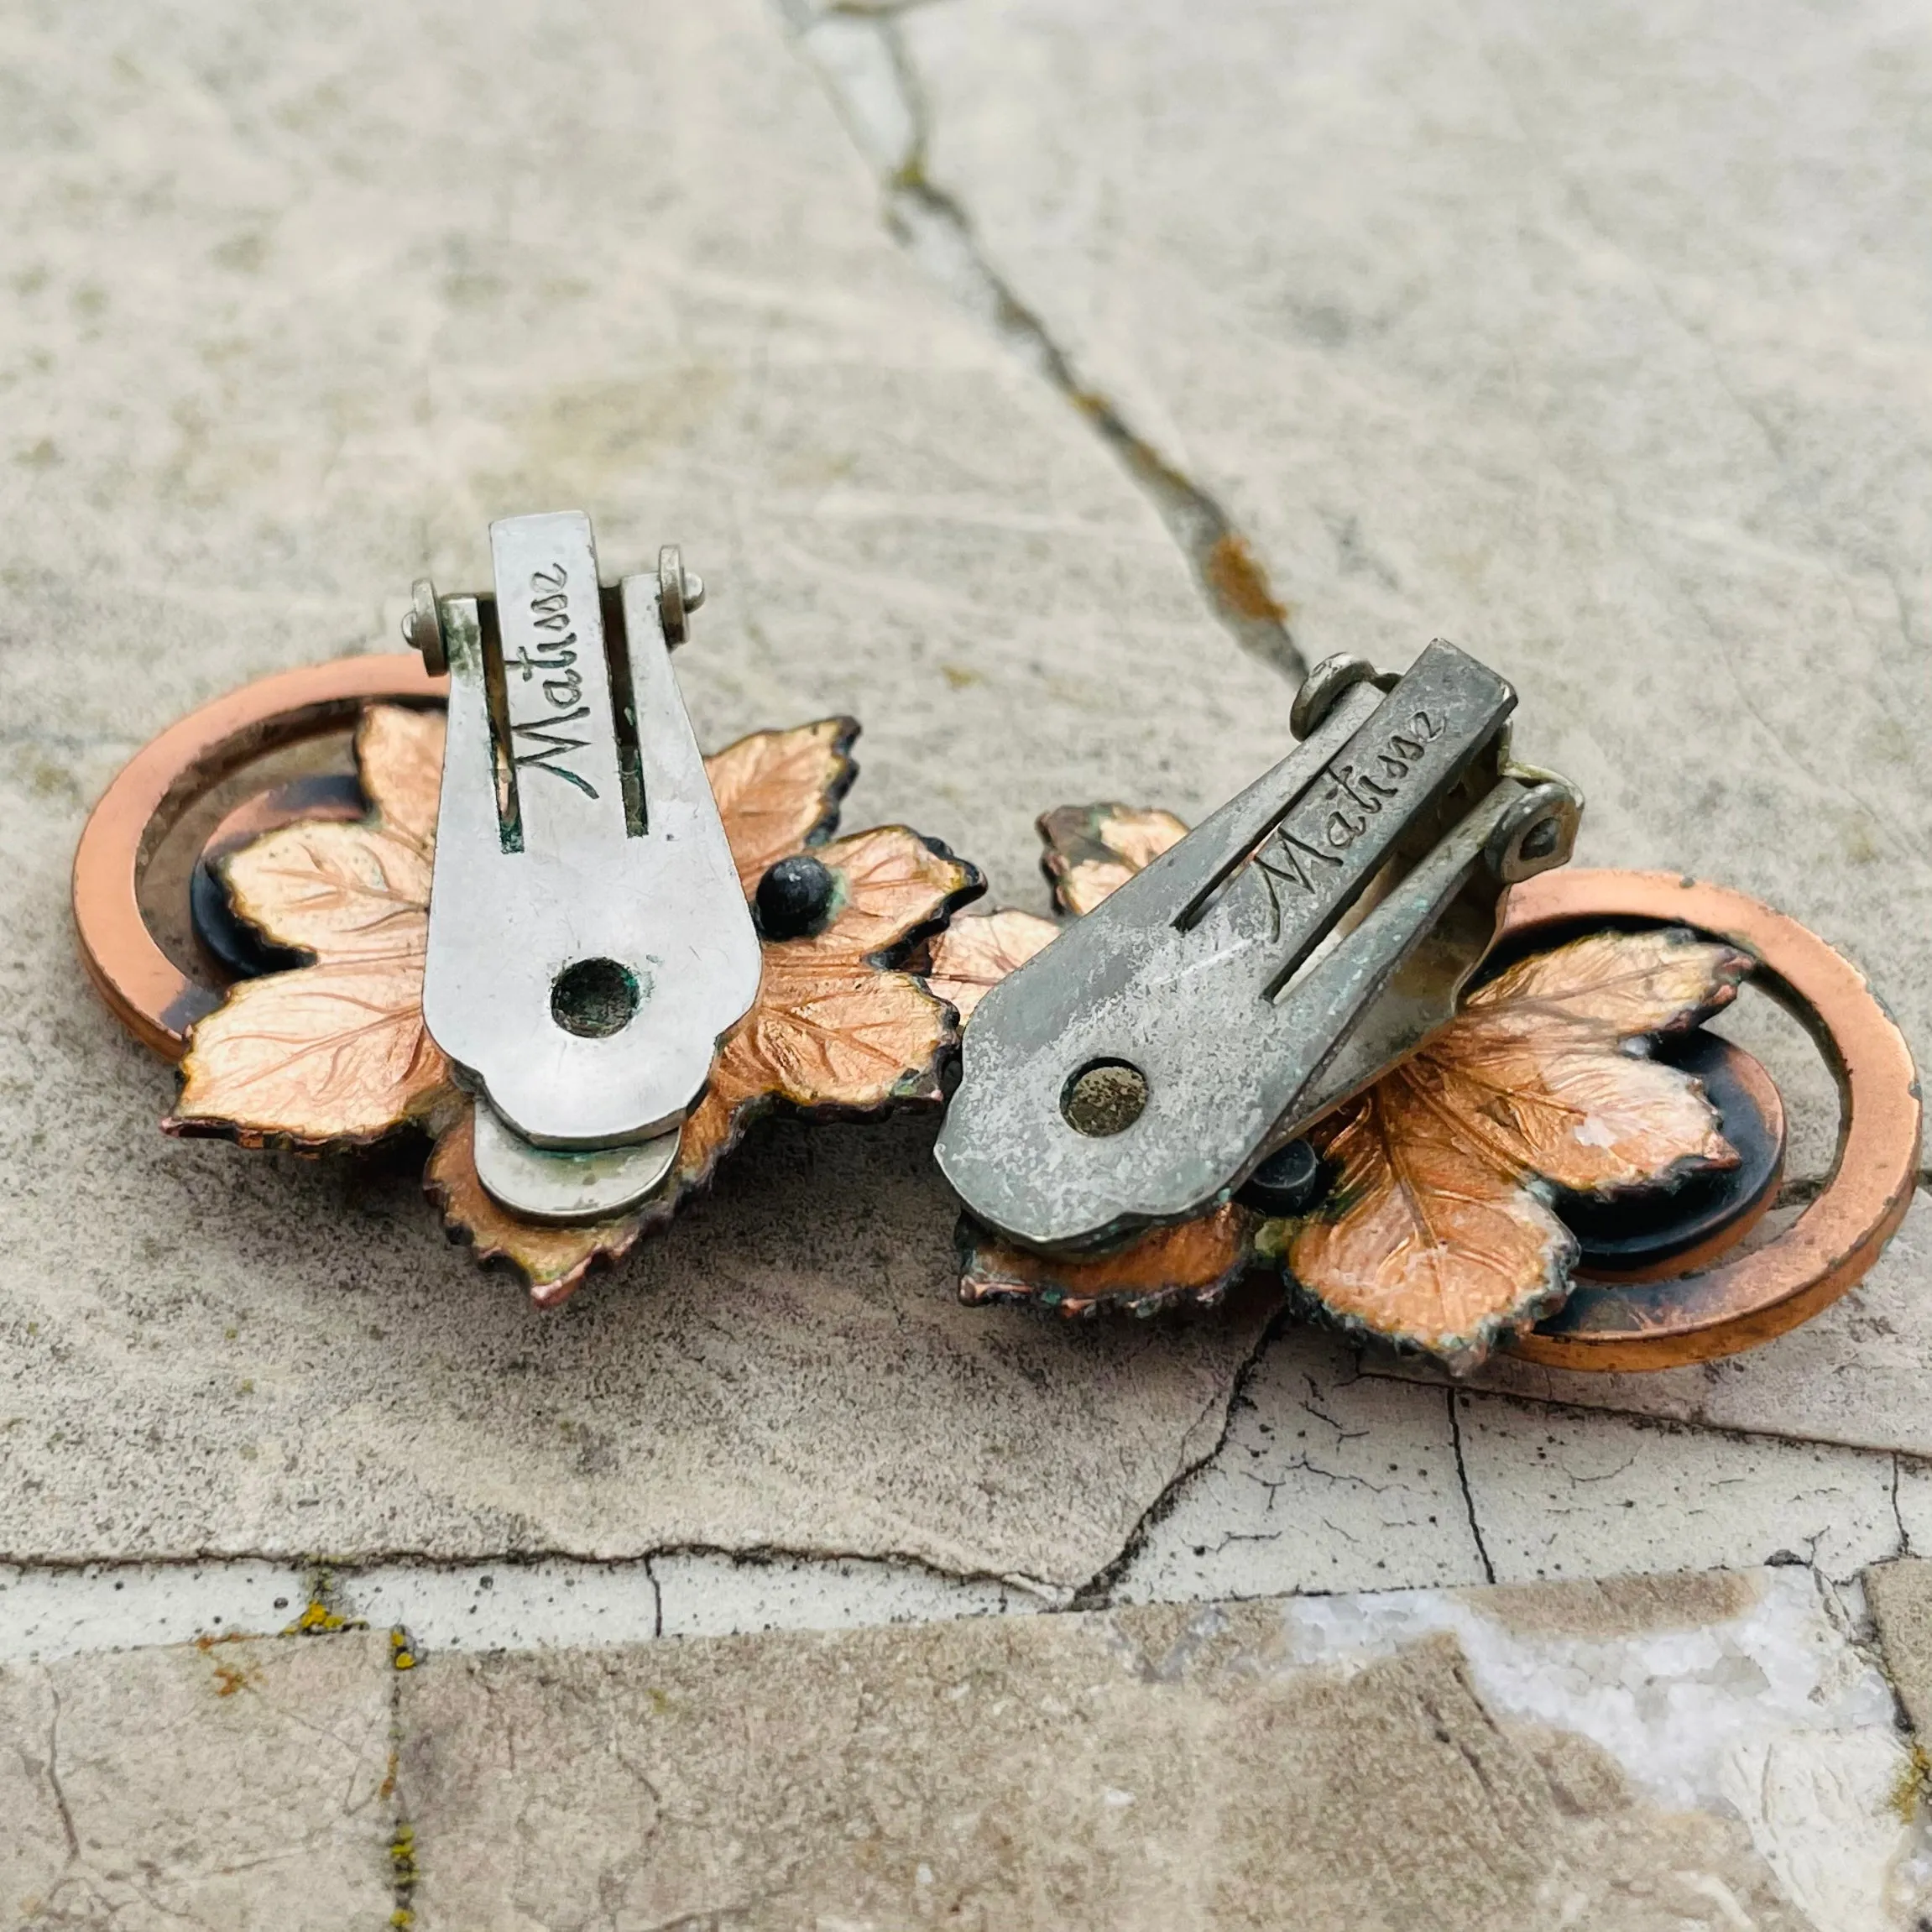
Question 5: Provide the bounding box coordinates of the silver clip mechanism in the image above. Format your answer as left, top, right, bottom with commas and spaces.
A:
409, 510, 757, 1223
934, 640, 1583, 1255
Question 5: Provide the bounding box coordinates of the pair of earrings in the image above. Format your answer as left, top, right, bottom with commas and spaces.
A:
75, 512, 1919, 1375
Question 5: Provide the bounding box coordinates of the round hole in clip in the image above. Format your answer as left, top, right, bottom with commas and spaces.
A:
551, 957, 640, 1039
1517, 817, 1560, 861
1062, 1058, 1149, 1137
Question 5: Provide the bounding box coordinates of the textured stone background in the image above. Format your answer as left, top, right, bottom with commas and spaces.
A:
8, 1567, 1924, 1928
4, 0, 1932, 1923
0, 0, 1928, 1792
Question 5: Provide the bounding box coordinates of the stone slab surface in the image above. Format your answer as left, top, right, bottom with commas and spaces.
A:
0, 1553, 1038, 1668
1866, 1557, 1932, 1742
5, 0, 1929, 1612
395, 1566, 1917, 1931
904, 0, 1932, 1454
1120, 1327, 1910, 1603
0, 1629, 393, 1930
0, 0, 1298, 1584
0, 1566, 1914, 1929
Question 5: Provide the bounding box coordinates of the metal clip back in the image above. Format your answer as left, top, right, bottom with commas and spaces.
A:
419, 511, 760, 1222
934, 641, 1582, 1255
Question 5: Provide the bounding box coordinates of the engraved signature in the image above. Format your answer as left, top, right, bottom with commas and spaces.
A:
509, 562, 598, 798
1252, 706, 1444, 938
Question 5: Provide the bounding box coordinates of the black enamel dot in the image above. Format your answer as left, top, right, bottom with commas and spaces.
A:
1236, 1137, 1326, 1215
756, 854, 837, 940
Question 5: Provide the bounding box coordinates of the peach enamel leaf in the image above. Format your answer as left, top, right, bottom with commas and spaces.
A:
705, 718, 858, 894
959, 1203, 1271, 1318
1038, 803, 1188, 916
424, 1110, 644, 1307
353, 703, 445, 854
1287, 928, 1748, 1368
925, 910, 1060, 1022
1290, 1081, 1575, 1371
662, 826, 983, 1197
166, 705, 453, 1148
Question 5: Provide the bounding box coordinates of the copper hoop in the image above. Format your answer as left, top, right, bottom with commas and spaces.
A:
72, 655, 446, 1058
1498, 870, 1921, 1371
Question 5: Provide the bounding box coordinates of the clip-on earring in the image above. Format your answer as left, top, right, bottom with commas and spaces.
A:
74, 510, 984, 1304
929, 645, 1919, 1375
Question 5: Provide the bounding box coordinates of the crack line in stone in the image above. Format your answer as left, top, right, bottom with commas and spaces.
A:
1068, 1304, 1292, 1609
775, 0, 1303, 682
1446, 1391, 1497, 1585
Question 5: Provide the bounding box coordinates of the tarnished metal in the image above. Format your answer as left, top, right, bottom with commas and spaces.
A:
1287, 653, 1390, 741
421, 511, 761, 1219
469, 1101, 682, 1224
935, 640, 1585, 1254
402, 577, 448, 676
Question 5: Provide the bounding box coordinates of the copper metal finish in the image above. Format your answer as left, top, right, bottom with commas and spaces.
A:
1501, 870, 1922, 1370
1287, 927, 1748, 1371
73, 655, 445, 1059
1569, 1037, 1786, 1285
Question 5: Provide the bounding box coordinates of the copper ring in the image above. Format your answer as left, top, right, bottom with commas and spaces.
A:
73, 655, 446, 1058
1498, 869, 1921, 1371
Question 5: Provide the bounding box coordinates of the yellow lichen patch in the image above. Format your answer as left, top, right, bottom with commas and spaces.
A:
1890, 1741, 1931, 1822
390, 1819, 420, 1926
285, 1569, 368, 1636
284, 1599, 352, 1635
390, 1626, 418, 1671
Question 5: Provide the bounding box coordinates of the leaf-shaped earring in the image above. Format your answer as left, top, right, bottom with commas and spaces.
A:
930, 650, 1919, 1375
76, 514, 984, 1304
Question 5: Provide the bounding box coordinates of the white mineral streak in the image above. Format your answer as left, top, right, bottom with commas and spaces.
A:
1275, 1568, 1924, 1931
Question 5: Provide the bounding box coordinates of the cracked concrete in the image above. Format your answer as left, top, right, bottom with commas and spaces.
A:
0, 0, 1304, 1591
399, 1599, 1869, 1929
4, 3, 1932, 1913
0, 1629, 394, 1928
775, 0, 1304, 679
1, 0, 1922, 1609
896, 0, 1932, 1120
1109, 1328, 1920, 1610
7, 1565, 1906, 1931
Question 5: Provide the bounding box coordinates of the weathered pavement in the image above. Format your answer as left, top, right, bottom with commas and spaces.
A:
3, 0, 1930, 1923
4, 1564, 1928, 1929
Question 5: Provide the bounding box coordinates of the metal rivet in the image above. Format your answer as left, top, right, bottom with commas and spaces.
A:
400, 578, 446, 676
658, 546, 702, 648
1290, 654, 1387, 740
1061, 1059, 1149, 1137
1486, 781, 1581, 884
550, 958, 640, 1039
